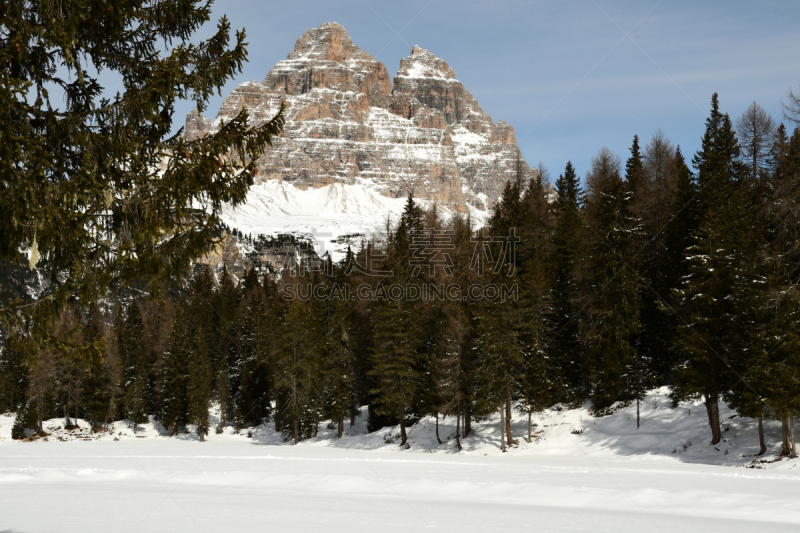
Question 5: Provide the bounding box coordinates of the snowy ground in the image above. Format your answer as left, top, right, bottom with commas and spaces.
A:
2, 389, 800, 532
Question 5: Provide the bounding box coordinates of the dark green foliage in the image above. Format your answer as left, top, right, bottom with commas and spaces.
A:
0, 0, 284, 360
215, 266, 240, 427
517, 172, 561, 414
549, 162, 585, 396
5, 87, 800, 450
653, 146, 698, 379
0, 332, 29, 412
672, 94, 754, 444
321, 265, 358, 436
582, 149, 642, 409
234, 279, 273, 428
160, 304, 190, 433
118, 300, 151, 426
275, 299, 322, 442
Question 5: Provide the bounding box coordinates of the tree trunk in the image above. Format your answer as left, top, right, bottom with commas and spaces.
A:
782, 418, 791, 456
399, 411, 407, 447
350, 409, 356, 428
455, 404, 462, 450
528, 412, 532, 443
757, 416, 766, 456
636, 398, 640, 429
293, 417, 301, 445
464, 403, 471, 438
499, 405, 506, 452
704, 397, 721, 445
505, 394, 513, 446
435, 412, 442, 445
337, 419, 343, 439
792, 418, 797, 459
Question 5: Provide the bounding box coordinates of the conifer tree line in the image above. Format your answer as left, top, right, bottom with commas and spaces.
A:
2, 94, 800, 454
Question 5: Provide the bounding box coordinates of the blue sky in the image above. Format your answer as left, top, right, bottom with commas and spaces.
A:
181, 0, 800, 181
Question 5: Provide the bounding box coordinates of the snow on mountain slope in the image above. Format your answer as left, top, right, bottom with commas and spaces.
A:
219, 180, 490, 261
186, 23, 532, 212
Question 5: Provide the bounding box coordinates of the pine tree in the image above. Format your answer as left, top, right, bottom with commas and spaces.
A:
321, 264, 358, 438
119, 300, 150, 430
752, 126, 800, 456
160, 304, 190, 435
657, 146, 699, 379
369, 197, 427, 446
276, 299, 322, 443
672, 94, 752, 445
471, 180, 527, 448
184, 267, 217, 440
517, 171, 558, 439
0, 1, 284, 336
549, 162, 585, 396
582, 149, 642, 410
0, 330, 30, 413
234, 276, 273, 429
370, 295, 424, 448
80, 304, 113, 429
187, 324, 212, 441
215, 266, 240, 428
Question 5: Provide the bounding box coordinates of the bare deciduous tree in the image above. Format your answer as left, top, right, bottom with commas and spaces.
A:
643, 129, 677, 238
585, 147, 622, 202
736, 101, 776, 183
783, 86, 800, 125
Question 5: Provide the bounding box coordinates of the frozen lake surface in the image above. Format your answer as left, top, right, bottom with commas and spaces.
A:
2, 389, 800, 532
3, 441, 800, 532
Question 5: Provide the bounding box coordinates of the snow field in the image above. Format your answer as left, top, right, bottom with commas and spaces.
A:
2, 389, 800, 532
219, 180, 489, 261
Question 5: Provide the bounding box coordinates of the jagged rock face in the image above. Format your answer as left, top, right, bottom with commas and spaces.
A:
197, 231, 322, 282
187, 22, 531, 211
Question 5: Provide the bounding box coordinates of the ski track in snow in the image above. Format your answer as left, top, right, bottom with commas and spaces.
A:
2, 388, 800, 532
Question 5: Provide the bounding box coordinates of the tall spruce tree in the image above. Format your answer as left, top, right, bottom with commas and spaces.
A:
657, 147, 699, 379
215, 266, 240, 428
321, 261, 358, 438
369, 195, 426, 447
119, 300, 149, 430
672, 94, 752, 445
276, 299, 322, 443
234, 279, 273, 429
517, 172, 558, 439
472, 180, 525, 447
549, 162, 585, 397
582, 149, 642, 410
160, 304, 190, 435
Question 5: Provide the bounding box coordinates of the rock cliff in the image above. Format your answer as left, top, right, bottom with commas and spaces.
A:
186, 22, 531, 211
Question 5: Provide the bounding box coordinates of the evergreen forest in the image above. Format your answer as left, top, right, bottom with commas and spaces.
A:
3, 94, 800, 455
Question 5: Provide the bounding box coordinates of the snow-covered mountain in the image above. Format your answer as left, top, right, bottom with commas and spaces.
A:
216, 180, 489, 263
187, 22, 532, 216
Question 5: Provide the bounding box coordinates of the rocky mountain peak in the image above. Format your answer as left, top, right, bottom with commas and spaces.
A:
260, 22, 390, 102
397, 45, 457, 81
187, 23, 533, 212
288, 22, 373, 63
